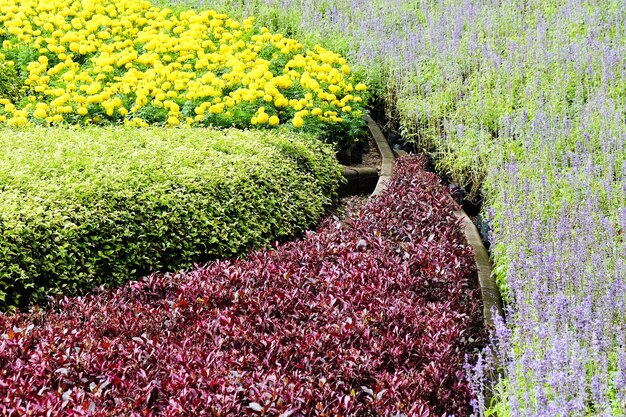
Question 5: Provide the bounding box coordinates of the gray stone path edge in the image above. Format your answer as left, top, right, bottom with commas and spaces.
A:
363, 115, 394, 196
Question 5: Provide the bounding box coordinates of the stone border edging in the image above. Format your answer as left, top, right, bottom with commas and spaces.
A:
451, 206, 504, 327
363, 114, 395, 196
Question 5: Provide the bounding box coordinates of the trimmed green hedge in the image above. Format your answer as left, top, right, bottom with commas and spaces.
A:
0, 127, 343, 311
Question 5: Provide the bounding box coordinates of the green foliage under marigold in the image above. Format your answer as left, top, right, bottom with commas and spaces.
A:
0, 60, 21, 103
0, 127, 343, 312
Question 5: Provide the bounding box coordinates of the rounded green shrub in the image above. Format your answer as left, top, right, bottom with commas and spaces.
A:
0, 126, 342, 311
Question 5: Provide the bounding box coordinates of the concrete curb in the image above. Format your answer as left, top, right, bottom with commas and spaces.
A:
363, 114, 395, 197
451, 205, 504, 328
355, 121, 503, 330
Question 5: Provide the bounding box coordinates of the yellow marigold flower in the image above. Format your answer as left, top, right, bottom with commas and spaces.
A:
209, 103, 223, 114
311, 107, 323, 116
33, 108, 47, 118
268, 115, 279, 126
275, 97, 288, 108
77, 106, 89, 116
7, 116, 29, 127
256, 112, 269, 124
292, 116, 304, 128
355, 83, 367, 91
86, 82, 102, 95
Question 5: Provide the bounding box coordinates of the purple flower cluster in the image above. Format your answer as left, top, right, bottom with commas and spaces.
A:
0, 156, 485, 416
478, 97, 626, 415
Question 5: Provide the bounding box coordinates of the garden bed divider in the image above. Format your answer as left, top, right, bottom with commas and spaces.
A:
365, 114, 394, 197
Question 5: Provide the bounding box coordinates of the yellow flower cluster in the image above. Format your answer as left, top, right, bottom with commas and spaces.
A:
0, 0, 367, 137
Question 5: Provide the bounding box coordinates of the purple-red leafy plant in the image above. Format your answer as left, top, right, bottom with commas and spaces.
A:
0, 155, 485, 416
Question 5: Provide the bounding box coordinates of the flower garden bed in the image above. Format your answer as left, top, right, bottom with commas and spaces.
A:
0, 156, 486, 416
0, 0, 368, 148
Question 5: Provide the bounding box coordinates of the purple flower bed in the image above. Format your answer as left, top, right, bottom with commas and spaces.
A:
0, 156, 485, 416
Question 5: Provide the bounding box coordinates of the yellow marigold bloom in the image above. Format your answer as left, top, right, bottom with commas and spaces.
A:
268, 115, 279, 126
86, 82, 101, 95
7, 116, 29, 127
292, 116, 304, 128
209, 103, 223, 114
274, 97, 288, 108
77, 106, 89, 116
32, 108, 47, 118
256, 112, 269, 124
355, 83, 367, 91
311, 107, 323, 116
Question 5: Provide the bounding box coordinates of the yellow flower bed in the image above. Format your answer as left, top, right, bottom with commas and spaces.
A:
0, 0, 368, 143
